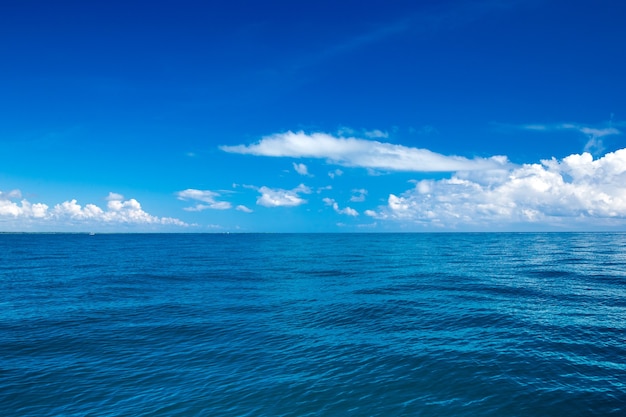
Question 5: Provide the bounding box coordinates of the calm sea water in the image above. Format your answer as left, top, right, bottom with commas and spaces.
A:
1, 233, 625, 416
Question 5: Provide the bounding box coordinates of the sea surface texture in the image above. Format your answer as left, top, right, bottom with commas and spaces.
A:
1, 233, 625, 416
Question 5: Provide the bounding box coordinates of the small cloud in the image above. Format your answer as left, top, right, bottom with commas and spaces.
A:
337, 126, 356, 136
106, 192, 124, 201
339, 127, 388, 139
0, 189, 22, 199
357, 222, 378, 229
317, 185, 332, 193
323, 197, 359, 217
364, 129, 388, 139
328, 168, 343, 179
236, 205, 253, 213
255, 184, 312, 207
293, 162, 311, 176
176, 189, 232, 211
521, 124, 549, 131
350, 188, 368, 202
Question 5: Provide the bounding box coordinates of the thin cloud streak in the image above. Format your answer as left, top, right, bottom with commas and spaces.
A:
176, 189, 232, 211
517, 122, 622, 155
221, 131, 507, 172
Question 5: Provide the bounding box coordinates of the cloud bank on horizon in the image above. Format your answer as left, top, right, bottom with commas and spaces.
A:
3, 127, 626, 232
0, 192, 188, 231
368, 148, 626, 229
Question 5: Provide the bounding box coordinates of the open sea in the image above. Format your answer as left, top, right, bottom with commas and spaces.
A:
1, 233, 625, 416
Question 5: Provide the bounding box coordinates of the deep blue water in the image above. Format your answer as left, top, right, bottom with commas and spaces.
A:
1, 233, 625, 416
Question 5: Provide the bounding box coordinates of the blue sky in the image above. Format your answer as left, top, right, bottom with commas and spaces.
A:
1, 0, 626, 232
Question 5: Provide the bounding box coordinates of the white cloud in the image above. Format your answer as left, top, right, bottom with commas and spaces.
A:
106, 192, 124, 201
317, 185, 332, 193
0, 191, 188, 228
323, 197, 359, 217
293, 162, 310, 176
350, 188, 368, 202
367, 148, 626, 229
255, 184, 312, 207
336, 127, 388, 139
176, 189, 232, 211
0, 189, 22, 199
236, 205, 253, 213
364, 129, 389, 139
0, 192, 49, 218
328, 169, 343, 179
220, 131, 506, 172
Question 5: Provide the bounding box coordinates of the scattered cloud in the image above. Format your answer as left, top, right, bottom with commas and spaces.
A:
337, 127, 388, 139
328, 169, 343, 179
364, 129, 389, 139
366, 149, 626, 229
236, 205, 253, 213
255, 184, 312, 207
323, 197, 359, 216
317, 185, 332, 193
0, 191, 188, 228
350, 188, 368, 202
293, 162, 311, 176
221, 131, 507, 172
176, 189, 232, 211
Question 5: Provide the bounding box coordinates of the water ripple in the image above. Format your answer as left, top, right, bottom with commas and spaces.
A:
1, 233, 625, 416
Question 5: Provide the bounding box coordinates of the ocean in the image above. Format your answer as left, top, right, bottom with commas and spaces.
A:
1, 233, 625, 416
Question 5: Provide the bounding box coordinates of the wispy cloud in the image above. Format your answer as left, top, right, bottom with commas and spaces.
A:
236, 205, 253, 213
323, 197, 359, 217
0, 191, 188, 227
176, 189, 232, 211
221, 131, 507, 172
518, 122, 622, 155
337, 127, 389, 139
350, 189, 368, 202
363, 129, 389, 139
366, 148, 626, 229
328, 169, 343, 179
287, 0, 523, 74
293, 162, 311, 176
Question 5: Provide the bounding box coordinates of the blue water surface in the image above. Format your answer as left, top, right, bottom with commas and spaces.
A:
1, 233, 625, 416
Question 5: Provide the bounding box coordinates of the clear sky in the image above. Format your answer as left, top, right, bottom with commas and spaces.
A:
1, 0, 626, 232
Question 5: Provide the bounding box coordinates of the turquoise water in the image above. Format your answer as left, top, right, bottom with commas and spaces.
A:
1, 233, 625, 416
